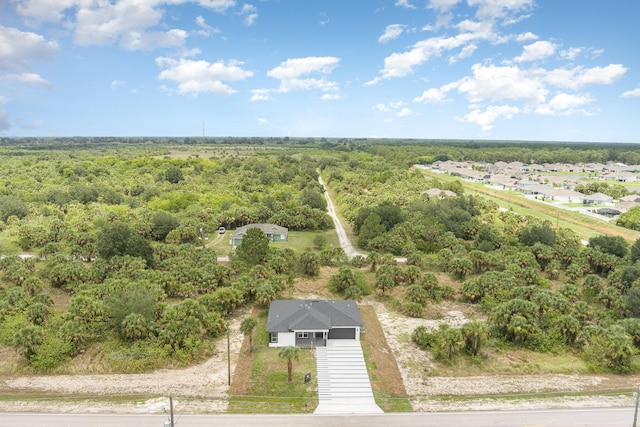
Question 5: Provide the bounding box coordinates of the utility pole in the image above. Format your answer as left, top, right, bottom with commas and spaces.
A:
169, 394, 175, 427
634, 387, 639, 427
227, 328, 231, 386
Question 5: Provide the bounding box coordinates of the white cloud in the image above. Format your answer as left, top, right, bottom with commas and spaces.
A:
367, 32, 480, 83
545, 64, 627, 89
156, 57, 253, 95
16, 0, 236, 50
515, 32, 538, 42
268, 57, 340, 80
457, 63, 547, 104
461, 105, 520, 131
74, 1, 164, 46
468, 0, 534, 21
622, 88, 640, 98
120, 29, 187, 51
13, 72, 52, 88
378, 24, 405, 43
0, 26, 58, 88
257, 118, 269, 125
414, 87, 448, 103
250, 89, 272, 101
321, 93, 341, 100
535, 92, 594, 115
267, 56, 341, 95
396, 107, 413, 117
239, 4, 258, 26
111, 80, 124, 90
0, 26, 59, 69
395, 0, 416, 9
374, 101, 412, 118
449, 43, 477, 63
197, 0, 237, 12
195, 16, 221, 37
0, 96, 9, 132
514, 40, 556, 62
428, 0, 462, 12
374, 103, 389, 113
560, 47, 583, 60
15, 0, 77, 23
428, 0, 462, 27
73, 7, 176, 49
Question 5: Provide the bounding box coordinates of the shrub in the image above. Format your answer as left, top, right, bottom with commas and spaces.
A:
29, 337, 72, 372
403, 302, 423, 317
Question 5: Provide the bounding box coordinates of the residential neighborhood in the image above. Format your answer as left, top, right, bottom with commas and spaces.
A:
418, 160, 640, 221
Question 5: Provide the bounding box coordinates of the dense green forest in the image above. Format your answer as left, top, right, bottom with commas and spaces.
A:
2, 138, 640, 375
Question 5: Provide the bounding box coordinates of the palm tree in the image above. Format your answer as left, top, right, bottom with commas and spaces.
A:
461, 320, 488, 356
240, 316, 258, 352
14, 325, 44, 357
278, 345, 300, 382
122, 312, 148, 341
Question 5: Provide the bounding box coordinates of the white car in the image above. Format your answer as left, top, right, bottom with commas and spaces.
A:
218, 227, 226, 234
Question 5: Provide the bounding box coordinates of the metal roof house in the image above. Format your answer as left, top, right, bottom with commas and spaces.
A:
266, 300, 363, 348
231, 223, 288, 248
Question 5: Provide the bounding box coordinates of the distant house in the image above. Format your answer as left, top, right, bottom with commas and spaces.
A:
616, 200, 640, 213
601, 172, 638, 183
421, 188, 457, 198
583, 192, 614, 206
619, 195, 640, 203
543, 189, 584, 203
231, 223, 288, 248
266, 300, 363, 348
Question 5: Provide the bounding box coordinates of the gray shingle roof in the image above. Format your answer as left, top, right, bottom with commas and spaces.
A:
266, 300, 363, 333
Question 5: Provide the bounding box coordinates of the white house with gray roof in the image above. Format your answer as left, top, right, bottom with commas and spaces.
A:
266, 300, 363, 348
231, 223, 288, 248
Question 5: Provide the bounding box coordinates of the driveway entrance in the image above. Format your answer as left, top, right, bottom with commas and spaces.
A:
314, 340, 383, 414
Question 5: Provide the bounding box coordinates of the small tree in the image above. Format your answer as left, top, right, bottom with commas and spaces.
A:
278, 345, 300, 382
236, 227, 270, 266
299, 252, 320, 277
461, 320, 488, 356
165, 166, 184, 184
240, 316, 258, 352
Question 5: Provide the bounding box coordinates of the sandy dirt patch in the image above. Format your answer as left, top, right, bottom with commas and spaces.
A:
0, 306, 250, 414
371, 300, 638, 411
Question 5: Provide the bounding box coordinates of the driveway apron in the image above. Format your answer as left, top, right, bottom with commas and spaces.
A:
314, 340, 383, 414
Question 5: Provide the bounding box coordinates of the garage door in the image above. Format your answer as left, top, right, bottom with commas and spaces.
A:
328, 328, 355, 339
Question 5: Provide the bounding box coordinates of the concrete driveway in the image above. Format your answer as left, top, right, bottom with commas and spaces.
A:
314, 340, 383, 415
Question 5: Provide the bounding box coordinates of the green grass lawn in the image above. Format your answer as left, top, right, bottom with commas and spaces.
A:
207, 229, 340, 258
227, 311, 319, 414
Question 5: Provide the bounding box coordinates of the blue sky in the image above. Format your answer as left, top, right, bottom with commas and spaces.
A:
1, 0, 639, 142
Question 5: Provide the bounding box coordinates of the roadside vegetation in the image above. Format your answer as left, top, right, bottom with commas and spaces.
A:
3, 138, 640, 412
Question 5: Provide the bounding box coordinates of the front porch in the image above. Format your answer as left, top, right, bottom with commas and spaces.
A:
295, 331, 327, 348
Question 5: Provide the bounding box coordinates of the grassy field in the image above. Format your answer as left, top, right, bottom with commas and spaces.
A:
416, 168, 640, 242
206, 229, 340, 257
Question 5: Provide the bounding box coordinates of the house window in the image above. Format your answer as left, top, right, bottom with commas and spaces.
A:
270, 334, 278, 343
296, 332, 309, 339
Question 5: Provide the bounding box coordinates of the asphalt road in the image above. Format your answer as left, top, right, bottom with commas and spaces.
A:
0, 408, 635, 427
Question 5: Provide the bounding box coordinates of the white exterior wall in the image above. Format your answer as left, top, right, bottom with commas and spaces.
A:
269, 332, 295, 348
